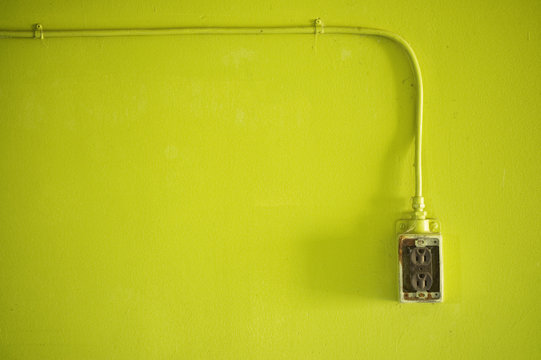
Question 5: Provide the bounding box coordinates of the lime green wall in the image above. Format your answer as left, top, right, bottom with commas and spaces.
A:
1, 1, 540, 359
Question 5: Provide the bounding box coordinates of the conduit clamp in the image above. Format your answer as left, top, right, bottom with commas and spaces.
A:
33, 23, 44, 40
314, 18, 324, 34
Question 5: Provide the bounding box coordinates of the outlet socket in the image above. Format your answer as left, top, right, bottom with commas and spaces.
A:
397, 230, 443, 303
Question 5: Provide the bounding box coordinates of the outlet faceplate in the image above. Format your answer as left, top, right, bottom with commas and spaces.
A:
398, 233, 443, 303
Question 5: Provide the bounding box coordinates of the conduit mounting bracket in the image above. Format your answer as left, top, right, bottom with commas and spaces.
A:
33, 23, 44, 39
314, 18, 324, 34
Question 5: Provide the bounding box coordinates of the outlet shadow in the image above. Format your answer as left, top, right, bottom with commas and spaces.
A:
300, 38, 416, 301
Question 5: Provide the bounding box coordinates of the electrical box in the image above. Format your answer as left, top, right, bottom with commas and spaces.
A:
397, 220, 443, 303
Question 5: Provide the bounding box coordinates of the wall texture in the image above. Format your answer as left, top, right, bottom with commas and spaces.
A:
1, 1, 540, 359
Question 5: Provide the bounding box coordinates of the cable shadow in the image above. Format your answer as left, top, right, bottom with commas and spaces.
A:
300, 36, 416, 301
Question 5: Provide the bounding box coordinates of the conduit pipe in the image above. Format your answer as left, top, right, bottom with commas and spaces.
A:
0, 19, 427, 217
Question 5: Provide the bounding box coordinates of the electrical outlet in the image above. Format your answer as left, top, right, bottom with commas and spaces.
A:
397, 221, 443, 303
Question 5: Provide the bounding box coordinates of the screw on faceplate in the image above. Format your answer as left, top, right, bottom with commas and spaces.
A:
430, 222, 439, 232
400, 223, 407, 230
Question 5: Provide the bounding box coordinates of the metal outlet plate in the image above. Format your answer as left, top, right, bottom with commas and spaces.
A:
398, 234, 443, 303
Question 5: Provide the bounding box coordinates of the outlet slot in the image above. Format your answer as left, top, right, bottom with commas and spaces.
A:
410, 247, 432, 265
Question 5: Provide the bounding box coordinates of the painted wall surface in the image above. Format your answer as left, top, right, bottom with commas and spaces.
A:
1, 1, 540, 359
